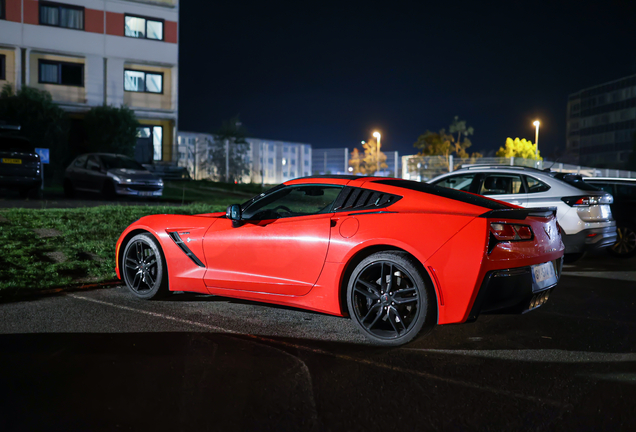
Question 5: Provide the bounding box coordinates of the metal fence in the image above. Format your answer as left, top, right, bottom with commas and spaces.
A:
401, 156, 636, 181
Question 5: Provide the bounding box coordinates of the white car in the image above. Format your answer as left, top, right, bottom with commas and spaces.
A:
429, 166, 617, 261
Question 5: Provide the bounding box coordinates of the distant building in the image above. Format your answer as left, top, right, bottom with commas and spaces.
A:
0, 0, 179, 163
312, 148, 350, 175
567, 74, 636, 167
176, 133, 312, 184
312, 147, 401, 177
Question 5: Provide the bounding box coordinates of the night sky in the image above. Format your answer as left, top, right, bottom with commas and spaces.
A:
178, 0, 636, 158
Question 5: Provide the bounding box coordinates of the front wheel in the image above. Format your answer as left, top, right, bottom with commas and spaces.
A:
346, 251, 434, 346
122, 233, 169, 300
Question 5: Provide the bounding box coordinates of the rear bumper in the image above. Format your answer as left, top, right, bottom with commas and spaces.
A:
466, 258, 563, 322
563, 226, 617, 253
0, 176, 41, 189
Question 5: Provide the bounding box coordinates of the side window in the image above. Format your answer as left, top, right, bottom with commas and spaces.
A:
479, 174, 525, 195
433, 173, 476, 192
242, 185, 344, 220
525, 176, 551, 193
73, 155, 88, 168
86, 156, 101, 171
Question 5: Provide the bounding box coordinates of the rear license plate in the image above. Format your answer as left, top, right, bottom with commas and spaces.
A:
1, 158, 22, 164
531, 261, 557, 291
139, 191, 153, 196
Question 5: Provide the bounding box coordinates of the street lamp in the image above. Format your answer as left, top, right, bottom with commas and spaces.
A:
533, 120, 540, 159
373, 131, 381, 174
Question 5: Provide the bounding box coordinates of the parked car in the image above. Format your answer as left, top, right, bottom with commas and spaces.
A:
429, 166, 616, 261
582, 177, 636, 257
142, 163, 191, 180
64, 153, 163, 198
0, 126, 41, 198
116, 175, 564, 346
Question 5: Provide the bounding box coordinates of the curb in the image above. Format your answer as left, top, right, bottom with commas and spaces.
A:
0, 280, 122, 304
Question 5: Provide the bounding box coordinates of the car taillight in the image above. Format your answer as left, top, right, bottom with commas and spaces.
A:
490, 223, 534, 241
561, 194, 613, 206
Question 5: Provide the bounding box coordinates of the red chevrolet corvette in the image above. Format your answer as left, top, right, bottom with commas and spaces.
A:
115, 176, 564, 346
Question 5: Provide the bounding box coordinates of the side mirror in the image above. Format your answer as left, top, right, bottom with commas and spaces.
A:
226, 204, 242, 226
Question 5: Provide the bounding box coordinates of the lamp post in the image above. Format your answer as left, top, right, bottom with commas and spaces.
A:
373, 131, 381, 175
533, 120, 540, 159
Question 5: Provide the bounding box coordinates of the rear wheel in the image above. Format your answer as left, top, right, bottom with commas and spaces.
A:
122, 233, 169, 300
347, 251, 434, 346
608, 224, 636, 258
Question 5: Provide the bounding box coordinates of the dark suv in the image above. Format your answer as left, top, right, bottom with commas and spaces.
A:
0, 128, 41, 198
583, 177, 636, 257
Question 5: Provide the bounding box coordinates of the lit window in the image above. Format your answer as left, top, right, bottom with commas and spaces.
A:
125, 15, 164, 40
40, 2, 84, 30
124, 69, 163, 93
38, 60, 84, 86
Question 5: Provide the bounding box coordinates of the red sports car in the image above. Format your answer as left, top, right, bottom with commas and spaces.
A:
115, 176, 564, 346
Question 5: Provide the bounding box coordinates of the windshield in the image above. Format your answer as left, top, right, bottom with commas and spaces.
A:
0, 136, 34, 153
553, 173, 602, 192
100, 155, 147, 171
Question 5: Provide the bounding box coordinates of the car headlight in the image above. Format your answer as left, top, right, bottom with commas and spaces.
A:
158, 179, 164, 187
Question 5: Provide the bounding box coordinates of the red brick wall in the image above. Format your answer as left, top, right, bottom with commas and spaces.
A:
85, 9, 104, 33
5, 0, 21, 22
23, 0, 38, 25
165, 20, 177, 44
105, 11, 124, 36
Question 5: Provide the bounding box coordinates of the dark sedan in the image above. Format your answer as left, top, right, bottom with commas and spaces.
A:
584, 177, 636, 257
64, 153, 163, 198
0, 133, 41, 198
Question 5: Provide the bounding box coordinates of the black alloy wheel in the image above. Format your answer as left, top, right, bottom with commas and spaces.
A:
609, 225, 636, 258
347, 251, 434, 346
122, 233, 169, 299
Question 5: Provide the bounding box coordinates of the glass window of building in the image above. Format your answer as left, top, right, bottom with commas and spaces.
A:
38, 60, 83, 86
40, 2, 84, 30
137, 126, 163, 161
125, 15, 164, 40
0, 54, 5, 80
124, 70, 163, 93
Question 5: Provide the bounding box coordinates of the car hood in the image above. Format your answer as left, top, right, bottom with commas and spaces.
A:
108, 168, 160, 182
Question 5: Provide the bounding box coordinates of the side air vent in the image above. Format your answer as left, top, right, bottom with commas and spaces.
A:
167, 231, 205, 267
332, 187, 402, 212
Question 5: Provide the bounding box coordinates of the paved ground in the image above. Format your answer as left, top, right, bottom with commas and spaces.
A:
0, 253, 634, 431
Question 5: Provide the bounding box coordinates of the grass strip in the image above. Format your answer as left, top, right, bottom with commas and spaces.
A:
0, 203, 227, 300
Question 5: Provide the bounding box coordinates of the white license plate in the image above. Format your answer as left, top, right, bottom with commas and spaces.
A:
532, 262, 556, 284
139, 191, 153, 196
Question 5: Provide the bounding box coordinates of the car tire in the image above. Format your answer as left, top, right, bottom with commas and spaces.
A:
346, 251, 435, 346
102, 181, 116, 200
608, 224, 636, 258
122, 233, 169, 300
63, 179, 75, 198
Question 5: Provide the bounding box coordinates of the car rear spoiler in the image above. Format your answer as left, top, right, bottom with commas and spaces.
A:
479, 207, 557, 220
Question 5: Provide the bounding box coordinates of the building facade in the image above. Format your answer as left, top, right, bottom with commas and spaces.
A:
0, 0, 178, 163
176, 133, 313, 184
567, 74, 636, 167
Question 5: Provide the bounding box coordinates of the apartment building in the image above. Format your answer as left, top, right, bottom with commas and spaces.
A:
567, 74, 636, 167
0, 0, 178, 163
176, 133, 313, 184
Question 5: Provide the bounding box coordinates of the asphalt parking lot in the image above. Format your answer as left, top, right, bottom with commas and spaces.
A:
0, 253, 634, 431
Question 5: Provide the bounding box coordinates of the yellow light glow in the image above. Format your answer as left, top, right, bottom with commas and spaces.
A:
533, 121, 540, 127
373, 131, 381, 139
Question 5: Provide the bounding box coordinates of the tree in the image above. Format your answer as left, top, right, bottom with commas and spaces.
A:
413, 117, 482, 160
209, 116, 251, 183
349, 148, 364, 174
0, 84, 69, 179
448, 116, 475, 158
349, 138, 388, 175
83, 105, 139, 157
496, 137, 542, 160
